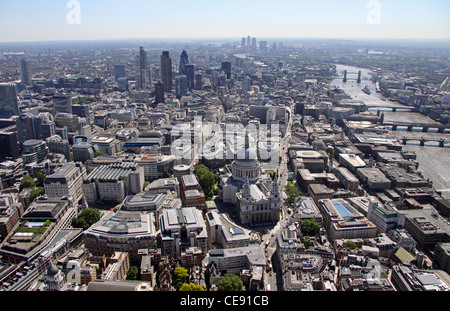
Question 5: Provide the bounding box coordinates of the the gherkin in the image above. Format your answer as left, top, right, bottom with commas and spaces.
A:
179, 50, 189, 75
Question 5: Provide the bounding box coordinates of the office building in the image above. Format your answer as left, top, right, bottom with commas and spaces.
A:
134, 154, 175, 181
22, 139, 49, 164
195, 73, 202, 90
205, 210, 251, 249
259, 41, 267, 52
101, 251, 130, 281
123, 137, 165, 153
0, 194, 23, 243
348, 196, 406, 233
308, 184, 335, 204
221, 62, 232, 80
292, 196, 323, 225
175, 75, 188, 98
158, 207, 208, 258
391, 265, 450, 291
83, 211, 157, 261
357, 167, 391, 190
185, 64, 195, 91
135, 47, 151, 90
154, 81, 165, 104
434, 243, 450, 274
208, 244, 265, 275
402, 208, 450, 252
160, 51, 172, 92
297, 169, 339, 193
0, 196, 77, 263
44, 162, 86, 203
121, 190, 181, 214
72, 142, 98, 162
23, 112, 56, 141
54, 113, 80, 133
82, 163, 145, 204
114, 64, 126, 82
179, 50, 189, 75
339, 154, 366, 174
19, 59, 32, 86
145, 177, 180, 197
180, 175, 206, 209
0, 83, 19, 118
318, 199, 377, 240
0, 129, 20, 159
46, 135, 70, 160
118, 77, 128, 92
91, 136, 122, 156
53, 95, 72, 115
72, 105, 90, 118
334, 167, 360, 191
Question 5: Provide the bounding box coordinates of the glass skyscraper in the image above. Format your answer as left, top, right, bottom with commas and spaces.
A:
0, 83, 20, 118
20, 59, 32, 86
161, 51, 173, 92
185, 64, 195, 91
175, 75, 188, 98
179, 50, 189, 76
114, 64, 126, 82
135, 47, 151, 90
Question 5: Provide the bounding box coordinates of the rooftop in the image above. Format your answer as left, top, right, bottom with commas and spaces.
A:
87, 211, 155, 236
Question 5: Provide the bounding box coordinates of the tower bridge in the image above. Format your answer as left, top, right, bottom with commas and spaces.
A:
342, 70, 363, 83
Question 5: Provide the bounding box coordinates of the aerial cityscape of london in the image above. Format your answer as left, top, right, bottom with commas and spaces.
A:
0, 0, 449, 303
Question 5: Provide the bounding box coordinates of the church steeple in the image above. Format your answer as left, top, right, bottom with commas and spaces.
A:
271, 176, 280, 199
243, 178, 251, 197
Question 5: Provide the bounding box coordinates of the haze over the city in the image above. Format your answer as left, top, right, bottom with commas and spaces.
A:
1, 0, 449, 42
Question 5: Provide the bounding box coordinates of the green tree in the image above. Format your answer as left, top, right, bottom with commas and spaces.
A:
285, 182, 301, 205
19, 175, 36, 191
179, 283, 205, 291
71, 217, 89, 230
29, 187, 45, 202
194, 165, 218, 200
300, 218, 320, 236
72, 97, 86, 105
174, 267, 188, 283
126, 266, 139, 280
36, 170, 46, 187
302, 236, 313, 248
343, 240, 358, 250
218, 274, 243, 291
71, 208, 101, 230
174, 266, 189, 290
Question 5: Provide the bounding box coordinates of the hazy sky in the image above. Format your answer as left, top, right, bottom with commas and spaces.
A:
1, 0, 449, 42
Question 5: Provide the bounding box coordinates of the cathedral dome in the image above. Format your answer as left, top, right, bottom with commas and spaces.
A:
47, 264, 60, 276
235, 146, 257, 162
231, 146, 260, 182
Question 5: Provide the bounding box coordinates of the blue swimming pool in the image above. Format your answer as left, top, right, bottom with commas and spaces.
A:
331, 200, 354, 218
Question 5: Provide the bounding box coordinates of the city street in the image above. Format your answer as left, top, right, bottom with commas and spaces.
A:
259, 103, 294, 291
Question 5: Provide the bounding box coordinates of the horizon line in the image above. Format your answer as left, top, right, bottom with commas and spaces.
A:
1, 36, 450, 45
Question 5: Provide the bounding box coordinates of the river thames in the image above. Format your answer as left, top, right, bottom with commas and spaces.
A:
331, 64, 450, 199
